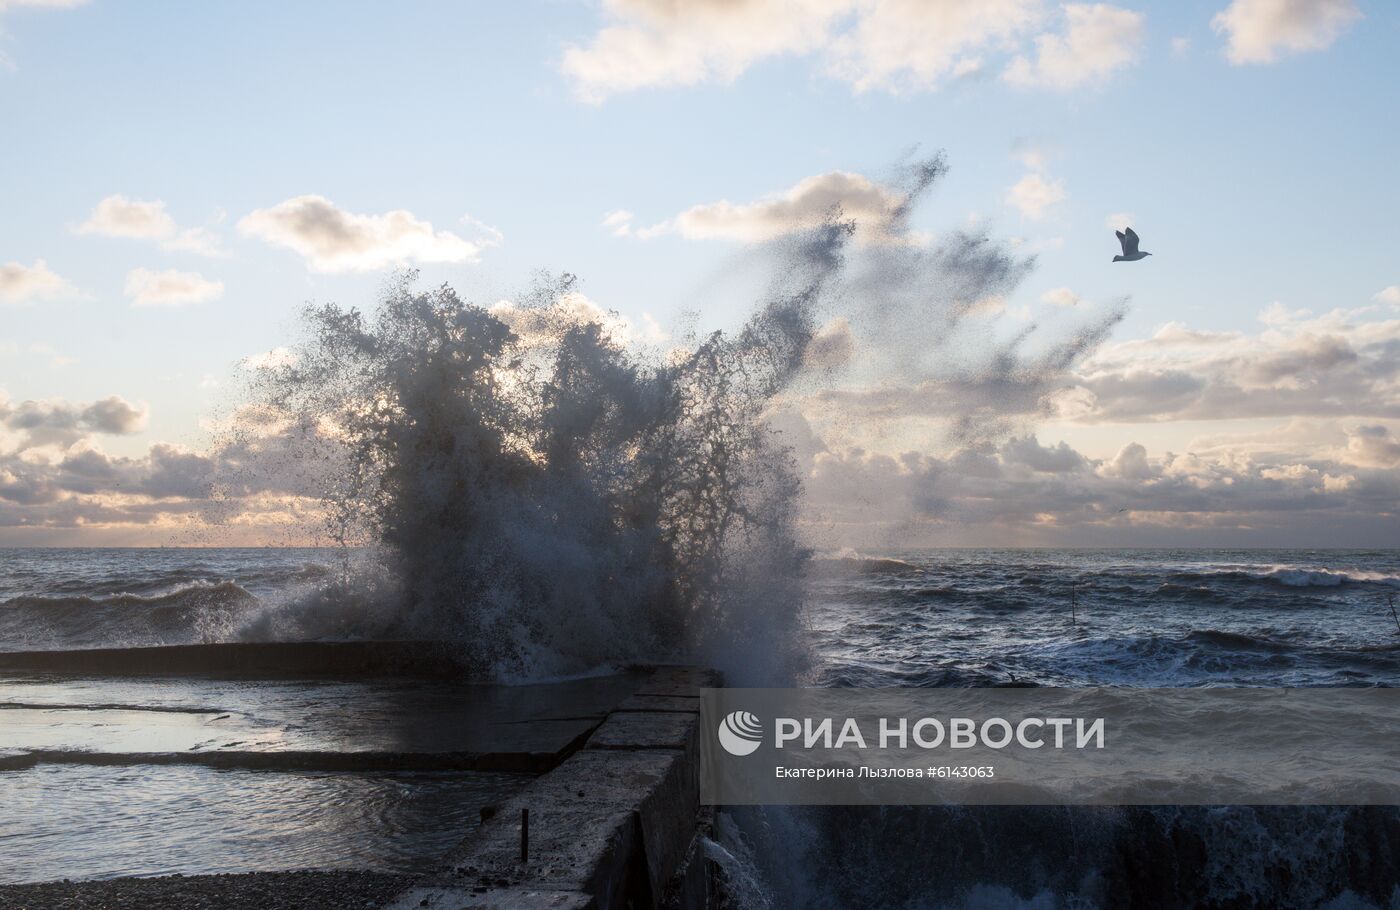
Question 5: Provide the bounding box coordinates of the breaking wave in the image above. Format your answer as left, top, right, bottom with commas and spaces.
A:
0, 581, 258, 651
229, 221, 862, 681
1181, 564, 1400, 589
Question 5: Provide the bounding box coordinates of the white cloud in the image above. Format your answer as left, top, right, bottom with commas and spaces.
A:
1374, 286, 1400, 305
1005, 172, 1067, 219
77, 195, 176, 239
1171, 36, 1192, 55
1211, 0, 1361, 65
1042, 287, 1083, 307
75, 194, 226, 257
1004, 3, 1144, 90
237, 195, 500, 272
563, 0, 1147, 102
601, 209, 635, 237
824, 0, 1046, 94
644, 170, 909, 244
561, 0, 847, 103
1105, 212, 1135, 231
123, 268, 224, 307
0, 259, 74, 304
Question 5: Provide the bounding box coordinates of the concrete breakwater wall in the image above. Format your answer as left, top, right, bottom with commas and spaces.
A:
387, 665, 719, 910
0, 640, 466, 678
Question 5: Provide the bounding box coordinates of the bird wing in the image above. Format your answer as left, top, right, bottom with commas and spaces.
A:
1121, 227, 1140, 255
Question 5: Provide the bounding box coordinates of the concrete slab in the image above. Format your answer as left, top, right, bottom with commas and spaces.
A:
0, 670, 643, 773
586, 711, 697, 751
633, 667, 721, 698
526, 746, 698, 901
615, 694, 700, 713
435, 749, 696, 904
383, 665, 713, 910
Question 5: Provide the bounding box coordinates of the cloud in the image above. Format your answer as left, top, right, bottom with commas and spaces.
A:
643, 170, 912, 244
824, 0, 1046, 94
77, 195, 176, 239
1342, 425, 1400, 468
488, 290, 667, 348
0, 393, 147, 450
1003, 3, 1144, 90
1063, 304, 1400, 422
75, 194, 226, 257
1375, 286, 1400, 305
0, 259, 74, 304
561, 0, 846, 103
601, 209, 635, 237
562, 0, 1145, 102
123, 267, 224, 307
237, 195, 500, 272
806, 299, 1400, 435
80, 397, 147, 434
1042, 287, 1083, 307
805, 318, 856, 370
797, 425, 1400, 546
1105, 212, 1135, 231
1211, 0, 1361, 65
1006, 172, 1067, 219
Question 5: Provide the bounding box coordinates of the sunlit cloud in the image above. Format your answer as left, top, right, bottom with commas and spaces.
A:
124, 267, 224, 307
1211, 0, 1361, 65
563, 0, 1147, 102
0, 259, 76, 304
75, 194, 227, 257
237, 195, 501, 272
1005, 172, 1067, 219
640, 170, 913, 245
1003, 3, 1144, 90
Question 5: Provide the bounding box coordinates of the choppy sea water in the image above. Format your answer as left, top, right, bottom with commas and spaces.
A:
771, 548, 1400, 909
808, 548, 1400, 688
4, 547, 1400, 905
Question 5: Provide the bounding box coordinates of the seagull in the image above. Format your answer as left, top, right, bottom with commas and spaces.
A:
1113, 227, 1152, 262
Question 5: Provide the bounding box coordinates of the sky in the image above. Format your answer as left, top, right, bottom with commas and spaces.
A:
1, 0, 1398, 547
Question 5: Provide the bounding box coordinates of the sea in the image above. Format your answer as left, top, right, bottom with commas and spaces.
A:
2, 546, 1399, 907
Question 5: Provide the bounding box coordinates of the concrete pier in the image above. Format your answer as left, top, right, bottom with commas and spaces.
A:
0, 648, 721, 909
386, 666, 718, 910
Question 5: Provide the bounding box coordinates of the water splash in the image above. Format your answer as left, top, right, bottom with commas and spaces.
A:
228, 217, 863, 681
215, 154, 1120, 682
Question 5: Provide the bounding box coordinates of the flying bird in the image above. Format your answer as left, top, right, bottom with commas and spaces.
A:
1113, 227, 1151, 262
